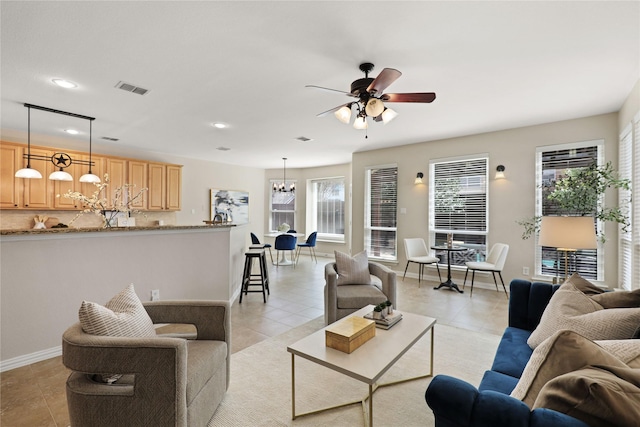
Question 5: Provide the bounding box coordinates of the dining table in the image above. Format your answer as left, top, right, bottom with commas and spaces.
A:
265, 232, 305, 265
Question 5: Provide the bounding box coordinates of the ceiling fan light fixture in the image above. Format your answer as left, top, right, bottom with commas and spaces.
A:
334, 105, 352, 124
365, 98, 384, 117
381, 107, 398, 124
353, 116, 368, 130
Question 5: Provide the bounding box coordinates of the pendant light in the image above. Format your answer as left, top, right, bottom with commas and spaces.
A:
273, 157, 295, 193
14, 106, 43, 179
79, 120, 100, 183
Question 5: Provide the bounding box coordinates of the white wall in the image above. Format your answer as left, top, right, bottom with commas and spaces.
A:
351, 113, 620, 287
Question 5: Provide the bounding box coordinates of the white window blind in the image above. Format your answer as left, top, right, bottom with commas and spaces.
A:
619, 125, 633, 290
535, 142, 603, 281
308, 177, 345, 241
270, 180, 296, 231
633, 114, 640, 290
365, 166, 397, 261
429, 156, 488, 265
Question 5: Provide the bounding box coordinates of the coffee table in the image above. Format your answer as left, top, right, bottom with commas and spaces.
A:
287, 305, 436, 426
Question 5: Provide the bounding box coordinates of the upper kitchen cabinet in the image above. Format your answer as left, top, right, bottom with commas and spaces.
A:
148, 163, 182, 211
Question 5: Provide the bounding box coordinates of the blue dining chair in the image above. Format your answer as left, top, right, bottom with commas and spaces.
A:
250, 232, 273, 263
287, 229, 297, 233
274, 234, 297, 267
295, 231, 317, 264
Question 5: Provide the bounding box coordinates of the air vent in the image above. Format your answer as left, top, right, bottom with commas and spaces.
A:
216, 147, 231, 151
115, 81, 149, 96
101, 136, 120, 142
295, 136, 313, 142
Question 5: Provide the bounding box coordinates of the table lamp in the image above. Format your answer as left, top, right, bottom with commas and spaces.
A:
538, 216, 597, 282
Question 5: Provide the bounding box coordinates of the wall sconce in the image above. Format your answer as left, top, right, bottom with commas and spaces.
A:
495, 165, 506, 180
414, 172, 424, 185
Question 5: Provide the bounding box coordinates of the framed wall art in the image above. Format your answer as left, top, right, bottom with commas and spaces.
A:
210, 189, 249, 225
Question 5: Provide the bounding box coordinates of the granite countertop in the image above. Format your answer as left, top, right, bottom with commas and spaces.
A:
0, 224, 235, 236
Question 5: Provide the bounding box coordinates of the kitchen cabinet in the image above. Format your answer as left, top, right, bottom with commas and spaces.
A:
105, 158, 127, 209
166, 165, 182, 210
22, 147, 53, 209
0, 144, 22, 208
148, 163, 182, 211
128, 160, 148, 209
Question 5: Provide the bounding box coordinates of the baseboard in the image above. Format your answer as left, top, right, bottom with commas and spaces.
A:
1, 346, 62, 372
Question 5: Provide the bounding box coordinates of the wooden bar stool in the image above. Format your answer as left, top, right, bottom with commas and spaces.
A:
240, 249, 270, 303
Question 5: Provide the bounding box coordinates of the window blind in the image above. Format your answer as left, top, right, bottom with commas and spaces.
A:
365, 166, 397, 260
310, 177, 345, 239
619, 126, 633, 290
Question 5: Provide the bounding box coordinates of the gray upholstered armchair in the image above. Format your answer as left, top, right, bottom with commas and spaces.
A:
62, 300, 230, 427
324, 261, 397, 324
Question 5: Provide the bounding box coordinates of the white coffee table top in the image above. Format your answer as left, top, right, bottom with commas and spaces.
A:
287, 305, 436, 384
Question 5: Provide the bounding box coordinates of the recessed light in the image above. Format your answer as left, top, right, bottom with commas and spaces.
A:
212, 123, 227, 129
52, 79, 77, 89
64, 129, 79, 135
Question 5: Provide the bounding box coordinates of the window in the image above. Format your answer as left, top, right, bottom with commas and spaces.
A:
365, 166, 397, 261
429, 156, 488, 266
270, 180, 296, 231
619, 113, 640, 291
307, 177, 345, 242
535, 141, 603, 281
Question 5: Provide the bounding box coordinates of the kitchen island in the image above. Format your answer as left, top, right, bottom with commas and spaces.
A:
0, 224, 247, 371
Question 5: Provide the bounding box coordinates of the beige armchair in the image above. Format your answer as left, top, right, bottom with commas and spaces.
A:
324, 261, 397, 324
62, 300, 230, 427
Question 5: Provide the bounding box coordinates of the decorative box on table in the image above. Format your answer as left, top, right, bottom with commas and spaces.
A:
325, 316, 375, 354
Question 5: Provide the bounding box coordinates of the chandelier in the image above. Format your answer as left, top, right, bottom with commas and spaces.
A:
273, 157, 295, 193
15, 103, 100, 182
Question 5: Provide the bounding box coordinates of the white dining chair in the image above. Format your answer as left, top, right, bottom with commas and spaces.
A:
463, 243, 509, 297
403, 238, 442, 286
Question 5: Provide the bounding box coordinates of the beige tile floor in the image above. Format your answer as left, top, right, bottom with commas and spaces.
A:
0, 255, 509, 427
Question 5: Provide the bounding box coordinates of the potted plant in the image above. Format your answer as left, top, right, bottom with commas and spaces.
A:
373, 304, 385, 320
385, 300, 393, 315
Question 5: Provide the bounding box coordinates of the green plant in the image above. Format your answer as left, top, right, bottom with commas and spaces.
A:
373, 304, 383, 312
518, 161, 631, 241
385, 300, 392, 307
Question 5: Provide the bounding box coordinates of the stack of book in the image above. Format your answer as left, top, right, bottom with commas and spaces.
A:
363, 311, 403, 329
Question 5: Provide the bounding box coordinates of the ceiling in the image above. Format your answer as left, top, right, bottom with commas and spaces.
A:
1, 1, 639, 169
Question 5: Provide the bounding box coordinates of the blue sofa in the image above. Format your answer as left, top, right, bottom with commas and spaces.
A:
425, 279, 590, 427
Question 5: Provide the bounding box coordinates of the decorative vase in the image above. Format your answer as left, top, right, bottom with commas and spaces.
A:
447, 233, 453, 248
387, 305, 393, 315
373, 310, 382, 320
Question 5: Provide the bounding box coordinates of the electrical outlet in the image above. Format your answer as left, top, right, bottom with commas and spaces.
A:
151, 289, 160, 301
522, 267, 530, 276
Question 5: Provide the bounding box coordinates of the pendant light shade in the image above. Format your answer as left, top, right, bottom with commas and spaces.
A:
49, 170, 73, 181
15, 167, 42, 179
365, 98, 384, 117
381, 107, 398, 124
15, 105, 43, 179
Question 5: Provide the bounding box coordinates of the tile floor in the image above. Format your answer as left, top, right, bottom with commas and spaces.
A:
0, 255, 509, 426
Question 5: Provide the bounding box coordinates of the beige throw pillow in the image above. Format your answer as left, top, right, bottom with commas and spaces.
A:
591, 288, 640, 308
564, 272, 604, 295
335, 250, 371, 286
511, 330, 628, 407
527, 281, 640, 348
533, 365, 640, 427
79, 284, 156, 337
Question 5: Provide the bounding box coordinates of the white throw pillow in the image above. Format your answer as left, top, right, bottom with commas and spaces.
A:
335, 250, 371, 286
78, 284, 156, 337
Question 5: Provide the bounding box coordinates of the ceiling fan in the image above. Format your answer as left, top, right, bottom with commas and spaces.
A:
306, 62, 436, 133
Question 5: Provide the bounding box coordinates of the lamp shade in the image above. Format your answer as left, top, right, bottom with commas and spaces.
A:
79, 172, 101, 183
365, 98, 384, 117
538, 216, 597, 250
15, 167, 43, 179
334, 105, 352, 124
353, 116, 368, 130
381, 107, 398, 124
49, 170, 73, 181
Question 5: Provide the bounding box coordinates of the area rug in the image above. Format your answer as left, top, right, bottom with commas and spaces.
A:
208, 316, 501, 426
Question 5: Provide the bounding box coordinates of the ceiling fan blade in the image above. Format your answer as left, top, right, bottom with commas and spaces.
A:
381, 92, 436, 103
367, 68, 402, 95
316, 102, 352, 117
305, 85, 356, 97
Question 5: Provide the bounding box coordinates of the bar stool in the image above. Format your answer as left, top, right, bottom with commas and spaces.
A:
240, 249, 270, 303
